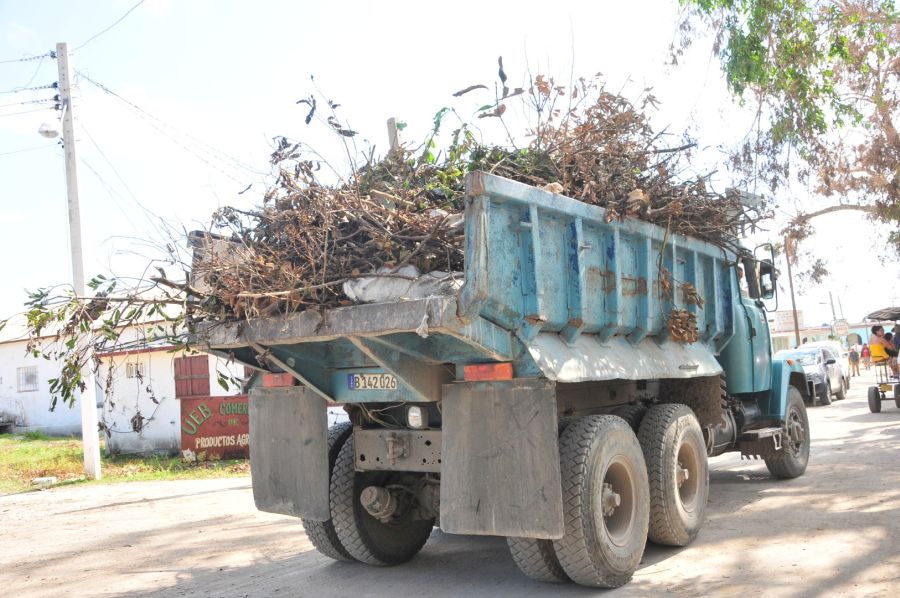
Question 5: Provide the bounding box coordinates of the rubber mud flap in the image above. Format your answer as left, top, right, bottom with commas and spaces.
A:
250, 386, 329, 520
440, 379, 564, 539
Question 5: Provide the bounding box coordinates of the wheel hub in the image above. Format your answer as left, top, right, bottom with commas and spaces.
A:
676, 462, 690, 487
601, 482, 621, 517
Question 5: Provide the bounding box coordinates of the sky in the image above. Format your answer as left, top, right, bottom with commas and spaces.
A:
0, 0, 894, 331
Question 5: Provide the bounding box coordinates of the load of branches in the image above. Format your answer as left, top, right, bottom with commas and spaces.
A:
194, 73, 769, 320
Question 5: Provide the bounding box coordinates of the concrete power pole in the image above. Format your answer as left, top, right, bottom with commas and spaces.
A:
784, 237, 801, 348
56, 42, 101, 480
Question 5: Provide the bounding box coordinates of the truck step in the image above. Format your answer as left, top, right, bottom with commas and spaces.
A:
738, 427, 783, 459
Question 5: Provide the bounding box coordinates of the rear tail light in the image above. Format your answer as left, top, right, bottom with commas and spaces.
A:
463, 363, 513, 381
407, 406, 426, 429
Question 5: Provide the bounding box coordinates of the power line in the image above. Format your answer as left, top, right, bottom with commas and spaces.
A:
0, 82, 58, 95
0, 98, 57, 109
0, 51, 54, 65
76, 70, 265, 176
0, 106, 55, 118
74, 0, 147, 52
76, 116, 169, 240
0, 143, 58, 157
78, 155, 143, 231
76, 70, 262, 183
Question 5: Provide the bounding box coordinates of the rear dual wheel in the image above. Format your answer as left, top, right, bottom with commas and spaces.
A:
330, 437, 434, 565
301, 421, 355, 562
638, 404, 709, 547
552, 415, 649, 588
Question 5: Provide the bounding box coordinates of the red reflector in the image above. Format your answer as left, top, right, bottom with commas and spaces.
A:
263, 373, 296, 387
463, 363, 513, 381
786, 359, 794, 366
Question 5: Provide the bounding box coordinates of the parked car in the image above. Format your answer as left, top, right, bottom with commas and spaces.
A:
800, 341, 850, 390
775, 347, 845, 405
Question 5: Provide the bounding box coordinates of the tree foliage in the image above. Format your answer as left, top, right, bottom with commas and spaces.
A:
676, 0, 899, 251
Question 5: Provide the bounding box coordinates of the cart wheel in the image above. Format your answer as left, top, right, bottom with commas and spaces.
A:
868, 387, 881, 413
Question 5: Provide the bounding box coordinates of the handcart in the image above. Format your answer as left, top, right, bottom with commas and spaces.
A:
865, 307, 900, 413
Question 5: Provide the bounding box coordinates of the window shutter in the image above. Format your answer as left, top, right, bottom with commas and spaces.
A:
174, 355, 210, 397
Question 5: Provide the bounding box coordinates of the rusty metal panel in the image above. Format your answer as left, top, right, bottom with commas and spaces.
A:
180, 395, 250, 460
440, 378, 564, 539
249, 386, 329, 520
353, 428, 441, 472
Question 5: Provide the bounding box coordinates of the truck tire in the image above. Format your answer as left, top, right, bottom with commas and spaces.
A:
611, 404, 647, 432
819, 382, 832, 406
507, 537, 570, 583
301, 421, 355, 562
868, 387, 881, 413
764, 388, 810, 479
638, 404, 708, 547
552, 415, 649, 588
330, 437, 434, 566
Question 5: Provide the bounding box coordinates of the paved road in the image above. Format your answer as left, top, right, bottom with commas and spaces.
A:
2, 369, 898, 597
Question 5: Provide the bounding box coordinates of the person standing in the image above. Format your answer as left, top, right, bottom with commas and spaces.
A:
862, 344, 871, 370
848, 346, 860, 376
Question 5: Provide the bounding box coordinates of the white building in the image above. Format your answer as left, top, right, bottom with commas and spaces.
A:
98, 344, 245, 455
0, 317, 246, 456
0, 334, 86, 435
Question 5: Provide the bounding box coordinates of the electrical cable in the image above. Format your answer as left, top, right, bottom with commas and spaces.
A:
1, 82, 58, 95
76, 116, 169, 240
0, 144, 58, 157
0, 51, 54, 65
74, 0, 147, 52
78, 155, 144, 232
0, 106, 55, 118
0, 98, 57, 109
76, 70, 266, 177
76, 73, 250, 184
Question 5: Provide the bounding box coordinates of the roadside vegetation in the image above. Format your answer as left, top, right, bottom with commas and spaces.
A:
0, 432, 249, 495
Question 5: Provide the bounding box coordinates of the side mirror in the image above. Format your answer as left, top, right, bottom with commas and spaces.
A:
825, 358, 836, 365
758, 259, 776, 300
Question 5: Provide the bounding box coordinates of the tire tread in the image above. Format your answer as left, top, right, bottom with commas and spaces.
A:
302, 421, 354, 562
507, 537, 569, 583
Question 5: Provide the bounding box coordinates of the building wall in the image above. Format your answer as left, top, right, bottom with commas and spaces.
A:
99, 350, 244, 455
0, 340, 85, 435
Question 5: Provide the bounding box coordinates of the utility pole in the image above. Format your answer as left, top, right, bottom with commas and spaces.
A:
784, 237, 801, 347
828, 290, 838, 338
56, 42, 101, 480
386, 117, 401, 151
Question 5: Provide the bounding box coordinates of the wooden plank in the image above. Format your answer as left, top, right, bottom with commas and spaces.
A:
440, 378, 564, 539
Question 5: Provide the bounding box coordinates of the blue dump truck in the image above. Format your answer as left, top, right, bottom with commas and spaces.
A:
198, 172, 812, 588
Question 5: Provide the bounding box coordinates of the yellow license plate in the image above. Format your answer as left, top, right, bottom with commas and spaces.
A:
348, 373, 398, 390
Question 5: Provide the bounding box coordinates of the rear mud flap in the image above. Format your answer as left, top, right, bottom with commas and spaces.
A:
249, 386, 329, 520
440, 379, 564, 539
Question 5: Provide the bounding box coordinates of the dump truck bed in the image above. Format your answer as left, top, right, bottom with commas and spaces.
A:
199, 172, 739, 401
